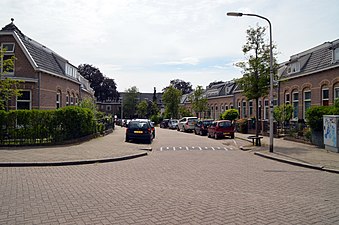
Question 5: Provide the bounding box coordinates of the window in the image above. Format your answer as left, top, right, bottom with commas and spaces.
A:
242, 100, 247, 118
249, 101, 253, 117
334, 48, 339, 62
335, 87, 339, 100
287, 62, 300, 74
258, 100, 262, 119
1, 43, 15, 74
264, 99, 269, 120
56, 91, 61, 109
70, 93, 74, 105
292, 92, 299, 119
304, 90, 311, 119
106, 105, 111, 111
322, 88, 329, 106
66, 92, 70, 106
285, 93, 290, 105
221, 105, 224, 113
225, 104, 229, 111
17, 90, 31, 110
230, 104, 233, 109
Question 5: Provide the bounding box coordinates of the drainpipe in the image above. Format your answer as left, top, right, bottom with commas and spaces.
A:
38, 72, 41, 109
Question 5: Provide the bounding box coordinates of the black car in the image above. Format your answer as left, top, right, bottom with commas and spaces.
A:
125, 120, 153, 143
194, 119, 214, 136
160, 119, 170, 128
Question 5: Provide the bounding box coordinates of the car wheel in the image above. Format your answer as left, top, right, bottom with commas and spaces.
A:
230, 133, 234, 139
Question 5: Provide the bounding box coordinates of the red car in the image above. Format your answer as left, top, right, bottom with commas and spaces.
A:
207, 120, 235, 139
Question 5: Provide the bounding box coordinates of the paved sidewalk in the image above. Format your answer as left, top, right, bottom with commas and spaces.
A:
235, 132, 339, 173
0, 126, 149, 166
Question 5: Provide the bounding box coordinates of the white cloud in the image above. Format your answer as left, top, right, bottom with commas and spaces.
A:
2, 0, 339, 92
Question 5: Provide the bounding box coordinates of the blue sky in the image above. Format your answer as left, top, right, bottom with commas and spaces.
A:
2, 0, 339, 92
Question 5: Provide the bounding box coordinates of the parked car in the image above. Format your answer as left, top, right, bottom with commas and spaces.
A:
207, 120, 235, 139
168, 119, 179, 129
125, 120, 153, 143
132, 119, 155, 138
177, 117, 198, 132
194, 119, 214, 135
160, 119, 170, 128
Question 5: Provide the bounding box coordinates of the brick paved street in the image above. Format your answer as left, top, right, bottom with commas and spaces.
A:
1, 148, 338, 224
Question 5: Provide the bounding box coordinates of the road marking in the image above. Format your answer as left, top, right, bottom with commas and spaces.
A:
192, 146, 195, 149
217, 147, 221, 150
166, 147, 169, 150
179, 147, 182, 150
173, 147, 176, 151
160, 147, 163, 151
224, 147, 228, 151
186, 146, 189, 151
199, 147, 202, 150
205, 147, 208, 149
211, 147, 215, 151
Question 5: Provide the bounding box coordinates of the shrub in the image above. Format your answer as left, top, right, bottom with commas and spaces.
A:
305, 106, 332, 131
221, 109, 239, 121
236, 118, 248, 134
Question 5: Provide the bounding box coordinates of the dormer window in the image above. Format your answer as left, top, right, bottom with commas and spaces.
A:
287, 62, 300, 74
334, 47, 339, 62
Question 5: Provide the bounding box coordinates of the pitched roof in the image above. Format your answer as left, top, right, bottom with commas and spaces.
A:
1, 20, 72, 79
280, 39, 339, 79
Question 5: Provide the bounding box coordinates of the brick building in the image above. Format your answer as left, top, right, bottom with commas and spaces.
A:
182, 38, 339, 126
0, 19, 94, 110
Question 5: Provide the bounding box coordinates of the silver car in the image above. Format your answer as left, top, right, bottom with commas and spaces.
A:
177, 117, 198, 132
168, 119, 179, 129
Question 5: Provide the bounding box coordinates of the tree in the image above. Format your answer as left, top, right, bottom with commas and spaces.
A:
78, 64, 119, 102
123, 86, 139, 119
136, 100, 148, 118
189, 85, 208, 118
236, 25, 278, 137
179, 106, 193, 117
152, 87, 157, 102
163, 79, 193, 95
221, 109, 239, 122
162, 86, 182, 119
0, 48, 22, 111
273, 104, 293, 133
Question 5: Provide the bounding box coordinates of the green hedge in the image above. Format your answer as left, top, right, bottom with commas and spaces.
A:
0, 107, 97, 145
306, 105, 339, 131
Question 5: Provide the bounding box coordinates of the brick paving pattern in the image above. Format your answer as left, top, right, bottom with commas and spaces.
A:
1, 149, 338, 224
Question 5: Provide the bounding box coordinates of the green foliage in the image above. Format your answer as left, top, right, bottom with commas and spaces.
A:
221, 109, 239, 121
189, 85, 208, 117
235, 25, 278, 101
273, 104, 293, 124
163, 79, 193, 95
150, 114, 161, 125
162, 86, 182, 119
305, 106, 334, 131
335, 98, 339, 108
78, 64, 119, 102
0, 48, 22, 111
0, 107, 98, 145
236, 118, 248, 134
137, 100, 148, 118
123, 86, 139, 118
179, 106, 193, 117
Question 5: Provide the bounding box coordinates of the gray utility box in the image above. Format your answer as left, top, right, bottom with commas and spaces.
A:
323, 115, 339, 153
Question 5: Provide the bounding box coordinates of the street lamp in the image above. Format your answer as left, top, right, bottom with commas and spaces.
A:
227, 12, 274, 152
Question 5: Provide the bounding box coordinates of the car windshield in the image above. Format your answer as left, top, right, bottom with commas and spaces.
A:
188, 118, 197, 122
171, 120, 178, 123
203, 121, 213, 126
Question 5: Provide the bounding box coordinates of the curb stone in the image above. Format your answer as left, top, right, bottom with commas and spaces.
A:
0, 152, 148, 167
254, 152, 339, 174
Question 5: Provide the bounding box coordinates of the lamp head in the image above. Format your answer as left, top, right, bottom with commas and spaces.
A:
226, 12, 243, 17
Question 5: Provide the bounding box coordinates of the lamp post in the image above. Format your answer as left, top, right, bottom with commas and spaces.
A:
227, 12, 274, 152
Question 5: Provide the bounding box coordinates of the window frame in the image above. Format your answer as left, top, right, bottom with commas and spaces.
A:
322, 88, 329, 106
1, 43, 15, 75
303, 90, 311, 119
16, 90, 31, 110
292, 92, 299, 120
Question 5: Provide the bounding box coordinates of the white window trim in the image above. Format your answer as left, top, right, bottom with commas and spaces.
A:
1, 43, 15, 52
334, 87, 339, 100
322, 88, 329, 106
